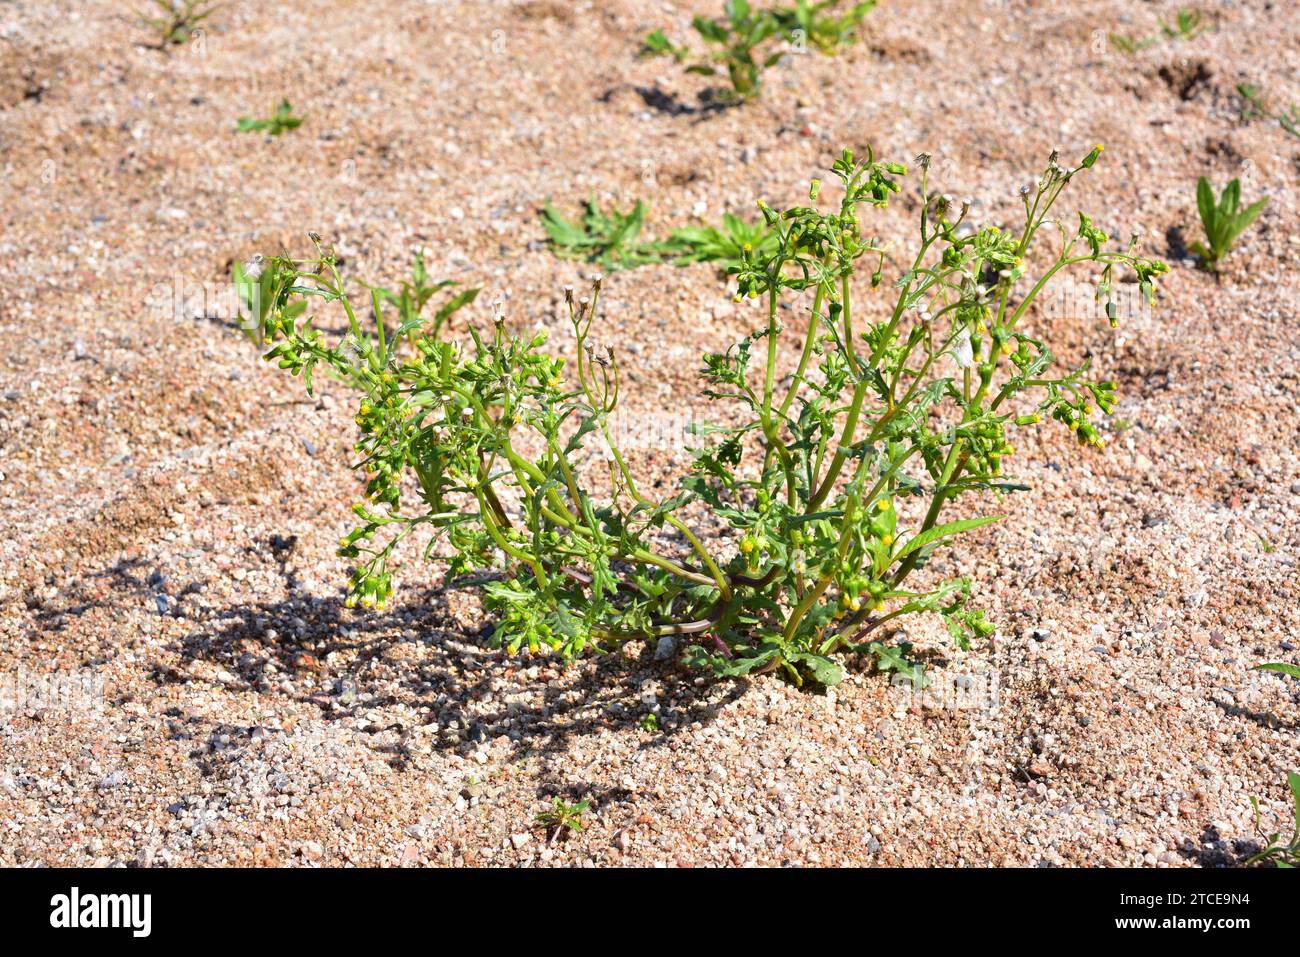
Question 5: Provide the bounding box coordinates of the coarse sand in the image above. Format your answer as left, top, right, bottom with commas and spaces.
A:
0, 0, 1297, 866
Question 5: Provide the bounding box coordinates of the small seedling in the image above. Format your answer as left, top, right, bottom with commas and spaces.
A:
1189, 177, 1268, 272
535, 797, 590, 842
1160, 7, 1209, 41
136, 0, 218, 49
1107, 33, 1156, 54
640, 712, 662, 732
642, 29, 689, 61
1247, 664, 1300, 866
657, 212, 778, 273
645, 1, 782, 100
1110, 6, 1207, 53
540, 199, 660, 271
1234, 82, 1300, 138
1247, 772, 1300, 867
1237, 82, 1268, 122
237, 99, 305, 136
541, 201, 775, 276
1280, 104, 1300, 139
370, 250, 479, 345
772, 0, 877, 55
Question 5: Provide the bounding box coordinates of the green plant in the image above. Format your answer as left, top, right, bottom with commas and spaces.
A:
535, 797, 590, 839
644, 1, 783, 100
1107, 33, 1156, 55
541, 200, 776, 275
1189, 177, 1268, 272
1160, 7, 1209, 41
237, 99, 305, 136
540, 199, 661, 272
657, 212, 779, 274
772, 0, 877, 55
1109, 6, 1207, 53
1234, 82, 1300, 138
136, 0, 219, 48
1248, 772, 1300, 867
1256, 662, 1300, 679
640, 711, 662, 732
244, 144, 1166, 690
370, 250, 479, 345
642, 29, 690, 61
1237, 82, 1268, 122
235, 247, 478, 351
1280, 104, 1300, 139
1246, 663, 1300, 866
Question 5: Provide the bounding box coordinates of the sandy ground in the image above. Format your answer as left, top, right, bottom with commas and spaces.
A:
0, 0, 1297, 867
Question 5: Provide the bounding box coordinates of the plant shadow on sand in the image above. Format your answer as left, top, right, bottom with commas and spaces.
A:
600, 83, 741, 120
33, 542, 750, 773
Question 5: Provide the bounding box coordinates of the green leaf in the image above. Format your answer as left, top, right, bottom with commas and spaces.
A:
802, 654, 842, 687
692, 16, 729, 44
1255, 662, 1300, 679
1219, 178, 1241, 221
431, 287, 480, 334
1195, 177, 1216, 233
1228, 196, 1269, 243
1288, 772, 1300, 830
894, 515, 1006, 561
539, 202, 587, 248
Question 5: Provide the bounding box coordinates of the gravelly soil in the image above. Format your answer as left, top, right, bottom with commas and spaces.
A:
0, 0, 1297, 867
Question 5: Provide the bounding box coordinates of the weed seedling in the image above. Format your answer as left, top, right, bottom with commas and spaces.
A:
645, 1, 782, 100
1107, 33, 1156, 55
1248, 772, 1300, 867
1236, 82, 1268, 122
237, 99, 305, 136
1233, 82, 1300, 139
657, 212, 778, 274
535, 798, 590, 842
772, 0, 877, 55
1246, 663, 1300, 865
1280, 104, 1300, 139
136, 0, 218, 49
644, 1, 875, 99
247, 144, 1166, 689
1189, 177, 1268, 272
541, 200, 776, 275
1160, 7, 1209, 41
540, 199, 661, 271
642, 29, 689, 62
1110, 7, 1208, 53
369, 250, 479, 345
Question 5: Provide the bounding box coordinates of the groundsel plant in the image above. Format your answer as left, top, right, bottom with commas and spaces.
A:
237, 99, 305, 136
772, 0, 877, 55
644, 0, 874, 101
643, 1, 781, 101
136, 0, 218, 49
244, 146, 1166, 689
541, 198, 776, 275
1248, 771, 1300, 867
1190, 176, 1268, 273
643, 1, 876, 99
